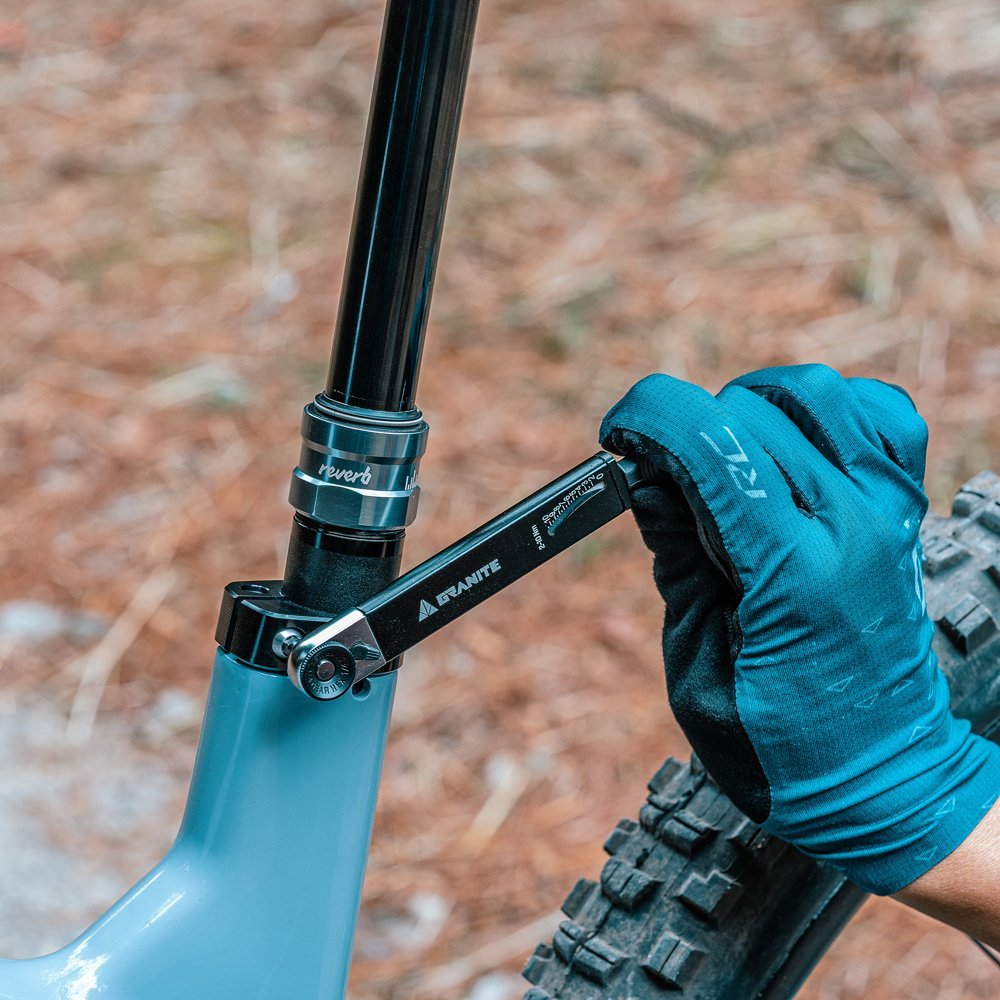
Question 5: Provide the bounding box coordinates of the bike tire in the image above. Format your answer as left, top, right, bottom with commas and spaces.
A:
522, 470, 1000, 1000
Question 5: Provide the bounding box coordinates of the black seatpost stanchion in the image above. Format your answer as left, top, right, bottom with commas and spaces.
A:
216, 1, 481, 670
326, 0, 480, 415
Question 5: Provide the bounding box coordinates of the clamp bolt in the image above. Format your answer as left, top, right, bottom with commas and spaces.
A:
272, 627, 304, 659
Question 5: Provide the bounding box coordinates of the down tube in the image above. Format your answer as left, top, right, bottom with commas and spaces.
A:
0, 650, 394, 1000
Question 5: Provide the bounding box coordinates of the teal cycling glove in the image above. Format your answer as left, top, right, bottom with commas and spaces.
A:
601, 364, 1000, 895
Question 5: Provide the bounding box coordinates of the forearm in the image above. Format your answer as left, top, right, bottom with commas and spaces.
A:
893, 797, 1000, 950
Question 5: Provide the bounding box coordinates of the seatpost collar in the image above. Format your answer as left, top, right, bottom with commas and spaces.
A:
288, 396, 428, 531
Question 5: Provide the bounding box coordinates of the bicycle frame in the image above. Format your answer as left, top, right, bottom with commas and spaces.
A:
0, 654, 395, 997
0, 2, 480, 997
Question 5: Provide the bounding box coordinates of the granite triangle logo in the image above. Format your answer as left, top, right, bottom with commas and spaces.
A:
418, 599, 438, 622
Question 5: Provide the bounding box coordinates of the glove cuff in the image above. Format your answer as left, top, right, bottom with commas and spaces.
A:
791, 731, 1000, 896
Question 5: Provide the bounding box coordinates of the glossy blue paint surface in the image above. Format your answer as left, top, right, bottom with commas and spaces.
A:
0, 650, 395, 999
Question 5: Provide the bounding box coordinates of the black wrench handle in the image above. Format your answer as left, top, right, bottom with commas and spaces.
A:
367, 451, 633, 659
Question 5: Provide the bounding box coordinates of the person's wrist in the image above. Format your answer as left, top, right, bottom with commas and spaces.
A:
894, 789, 1000, 949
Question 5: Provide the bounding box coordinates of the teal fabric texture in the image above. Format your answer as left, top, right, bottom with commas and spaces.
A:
601, 364, 1000, 895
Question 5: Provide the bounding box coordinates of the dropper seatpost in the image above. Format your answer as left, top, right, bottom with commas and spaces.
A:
279, 0, 481, 620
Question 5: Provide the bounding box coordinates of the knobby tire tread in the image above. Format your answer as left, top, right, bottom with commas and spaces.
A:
522, 471, 1000, 999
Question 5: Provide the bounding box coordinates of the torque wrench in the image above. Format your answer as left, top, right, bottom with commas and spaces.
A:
288, 452, 648, 699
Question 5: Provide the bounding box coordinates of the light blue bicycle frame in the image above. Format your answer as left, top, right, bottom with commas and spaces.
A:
0, 653, 395, 998
0, 2, 480, 996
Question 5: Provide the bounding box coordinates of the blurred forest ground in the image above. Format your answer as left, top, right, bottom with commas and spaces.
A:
1, 0, 999, 997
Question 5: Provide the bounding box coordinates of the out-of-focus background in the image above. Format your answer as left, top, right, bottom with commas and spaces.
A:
1, 0, 998, 997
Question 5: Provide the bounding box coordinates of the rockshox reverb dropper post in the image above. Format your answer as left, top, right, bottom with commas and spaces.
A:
217, 1, 483, 681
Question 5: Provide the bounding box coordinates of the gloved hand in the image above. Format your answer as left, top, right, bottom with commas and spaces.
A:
600, 363, 1000, 895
